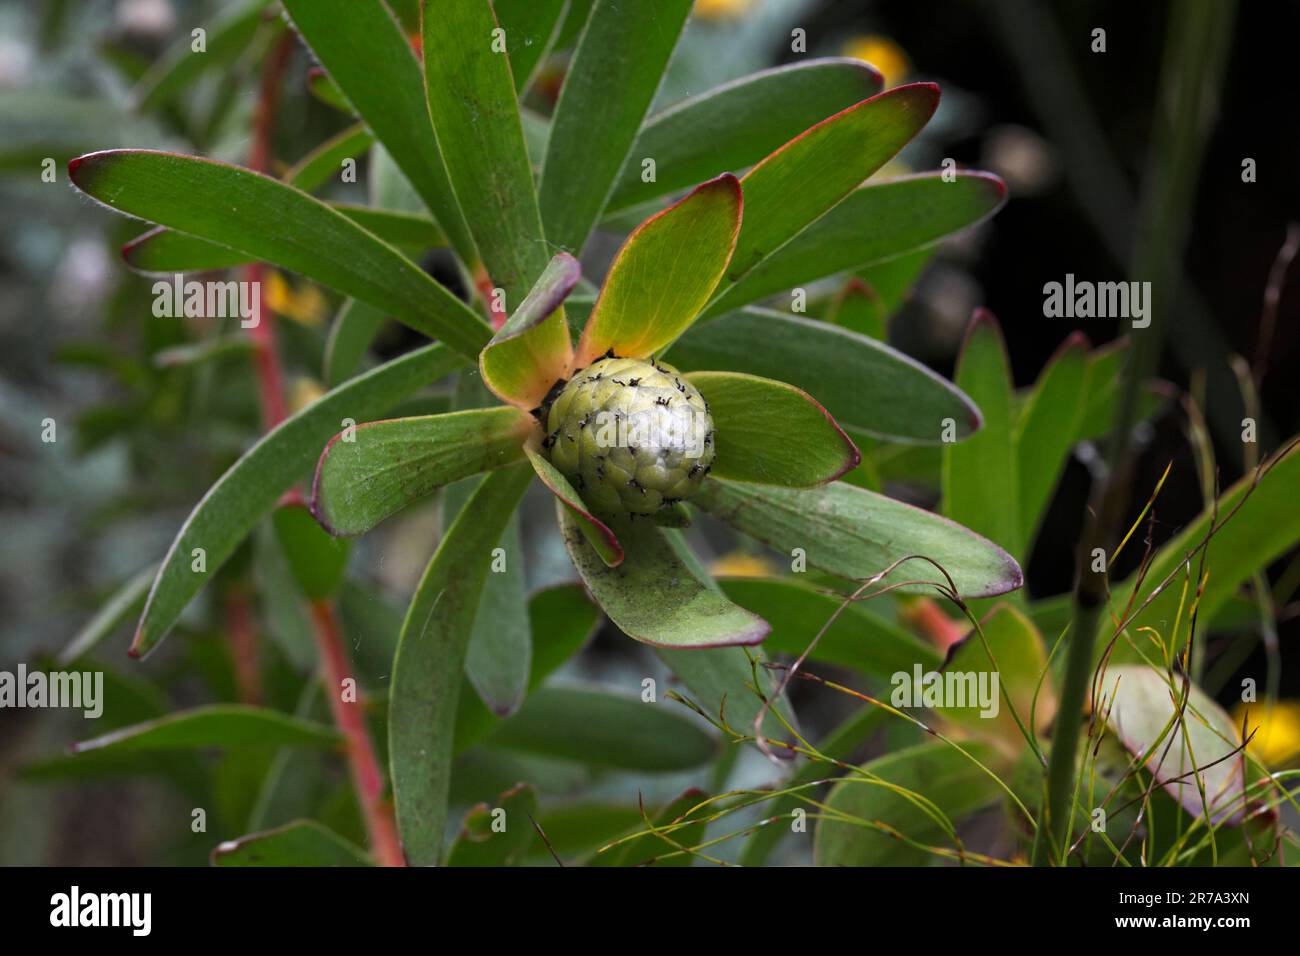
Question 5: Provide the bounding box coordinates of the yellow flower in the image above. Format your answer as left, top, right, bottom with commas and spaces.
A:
693, 0, 755, 20
1235, 700, 1300, 767
710, 550, 778, 578
264, 270, 329, 327
843, 35, 911, 88
289, 377, 327, 415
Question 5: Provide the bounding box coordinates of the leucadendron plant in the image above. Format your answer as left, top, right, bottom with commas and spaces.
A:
49, 0, 1300, 869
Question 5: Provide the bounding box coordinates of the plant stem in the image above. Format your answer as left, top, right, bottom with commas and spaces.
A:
1030, 0, 1235, 866
310, 600, 407, 867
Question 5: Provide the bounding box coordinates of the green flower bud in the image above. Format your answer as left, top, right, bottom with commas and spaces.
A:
543, 356, 715, 515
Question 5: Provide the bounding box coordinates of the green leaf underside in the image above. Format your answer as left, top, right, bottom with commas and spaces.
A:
827, 280, 885, 340
323, 298, 385, 387
495, 0, 568, 95
942, 311, 1020, 561
716, 83, 940, 300
486, 687, 716, 771
686, 371, 860, 486
694, 478, 1023, 599
271, 503, 350, 601
311, 407, 533, 537
718, 577, 940, 679
668, 309, 980, 442
1101, 666, 1249, 824
577, 175, 741, 366
480, 252, 580, 408
285, 123, 375, 193
814, 741, 1001, 866
423, 0, 548, 306
445, 784, 538, 867
59, 563, 157, 665
390, 463, 534, 866
463, 515, 531, 718
71, 705, 340, 754
212, 820, 373, 867
558, 502, 769, 648
131, 343, 463, 658
69, 150, 490, 360
705, 172, 1006, 318
1013, 333, 1088, 550
281, 0, 477, 264
525, 448, 623, 566
605, 57, 883, 215
539, 0, 693, 254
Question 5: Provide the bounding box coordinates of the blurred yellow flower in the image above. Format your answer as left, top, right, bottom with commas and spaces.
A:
265, 270, 329, 326
1235, 700, 1300, 767
289, 376, 327, 415
710, 550, 777, 578
693, 0, 755, 20
843, 34, 911, 88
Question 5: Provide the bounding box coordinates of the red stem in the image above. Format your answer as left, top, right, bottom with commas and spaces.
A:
223, 588, 262, 705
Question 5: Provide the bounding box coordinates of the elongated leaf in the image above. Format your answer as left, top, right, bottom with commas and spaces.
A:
272, 503, 350, 601
390, 463, 533, 866
826, 279, 885, 340
481, 253, 580, 409
942, 310, 1019, 560
133, 0, 271, 112
712, 83, 940, 305
463, 515, 531, 718
69, 150, 491, 359
284, 123, 374, 193
595, 788, 708, 867
70, 705, 340, 754
575, 175, 741, 365
131, 343, 462, 658
559, 503, 769, 648
704, 172, 1005, 318
695, 477, 1023, 599
539, 0, 693, 253
311, 408, 533, 537
668, 309, 980, 442
686, 371, 859, 486
718, 577, 939, 679
445, 783, 538, 866
1013, 332, 1088, 549
487, 688, 716, 771
281, 0, 476, 264
212, 820, 373, 867
423, 0, 548, 306
58, 563, 157, 665
814, 741, 1000, 866
323, 298, 385, 387
495, 0, 568, 94
606, 58, 883, 215
525, 447, 623, 566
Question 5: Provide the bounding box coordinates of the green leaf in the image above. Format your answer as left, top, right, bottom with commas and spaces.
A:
212, 820, 373, 867
813, 741, 1001, 866
310, 408, 532, 537
538, 0, 693, 253
575, 174, 742, 365
942, 310, 1020, 560
495, 0, 568, 94
422, 0, 548, 306
558, 503, 769, 648
271, 502, 350, 601
284, 123, 374, 193
58, 563, 157, 665
1099, 666, 1251, 824
595, 788, 709, 867
323, 298, 385, 387
487, 688, 716, 771
705, 172, 1005, 318
480, 252, 580, 409
686, 371, 860, 486
667, 309, 980, 442
694, 477, 1023, 599
463, 515, 531, 718
70, 705, 341, 754
525, 447, 624, 567
132, 0, 271, 112
131, 343, 462, 658
1013, 332, 1089, 550
711, 83, 940, 306
718, 577, 939, 679
389, 463, 533, 866
445, 783, 538, 866
307, 68, 352, 113
281, 0, 477, 264
605, 58, 883, 215
825, 279, 885, 340
1076, 339, 1172, 441
69, 150, 491, 360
